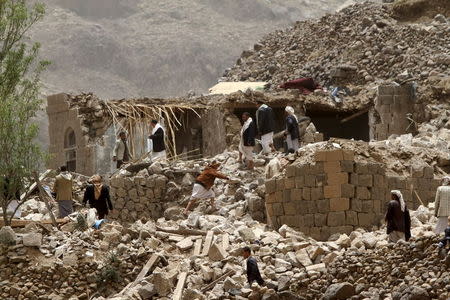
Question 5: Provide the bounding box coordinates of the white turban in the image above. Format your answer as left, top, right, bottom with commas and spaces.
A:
285, 106, 295, 115
442, 176, 450, 186
391, 190, 405, 212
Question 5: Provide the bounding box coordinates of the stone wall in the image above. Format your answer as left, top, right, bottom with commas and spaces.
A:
109, 174, 168, 222
265, 149, 440, 240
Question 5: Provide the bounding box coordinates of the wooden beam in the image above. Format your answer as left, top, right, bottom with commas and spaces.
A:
193, 238, 202, 256
173, 272, 188, 300
201, 231, 214, 256
135, 254, 160, 283
20, 170, 52, 201
340, 107, 370, 124
0, 218, 68, 228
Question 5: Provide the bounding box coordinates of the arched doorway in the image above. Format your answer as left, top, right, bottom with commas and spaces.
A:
64, 128, 77, 172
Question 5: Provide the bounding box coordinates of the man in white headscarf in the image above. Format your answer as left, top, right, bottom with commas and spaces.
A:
256, 102, 275, 154
149, 120, 167, 161
434, 176, 450, 233
239, 112, 256, 170
284, 106, 300, 153
385, 190, 411, 243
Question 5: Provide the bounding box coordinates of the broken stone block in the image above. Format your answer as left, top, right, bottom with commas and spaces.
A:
0, 226, 16, 245
138, 283, 156, 299
223, 277, 240, 291
295, 249, 312, 266
23, 233, 42, 247
208, 243, 227, 261
176, 238, 193, 251
238, 227, 256, 241
323, 282, 355, 300
153, 272, 173, 296
277, 275, 291, 291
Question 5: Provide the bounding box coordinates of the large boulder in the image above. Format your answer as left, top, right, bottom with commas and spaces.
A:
23, 233, 42, 247
322, 282, 355, 300
0, 226, 16, 245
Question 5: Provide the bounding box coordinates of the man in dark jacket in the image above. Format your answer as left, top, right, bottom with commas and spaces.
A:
239, 112, 256, 170
149, 120, 166, 161
242, 246, 264, 286
385, 190, 411, 242
256, 103, 275, 154
284, 106, 300, 153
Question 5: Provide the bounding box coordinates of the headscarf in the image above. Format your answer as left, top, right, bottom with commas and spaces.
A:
285, 106, 298, 121
442, 176, 450, 186
241, 117, 253, 136
391, 190, 406, 212
89, 175, 103, 200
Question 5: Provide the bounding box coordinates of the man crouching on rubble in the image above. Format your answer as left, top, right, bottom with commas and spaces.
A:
183, 162, 229, 215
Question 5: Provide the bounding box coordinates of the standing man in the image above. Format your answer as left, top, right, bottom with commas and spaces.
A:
284, 106, 300, 153
149, 120, 167, 161
385, 190, 411, 243
183, 162, 229, 215
242, 246, 265, 286
239, 112, 256, 170
434, 176, 450, 233
53, 166, 73, 218
113, 131, 131, 168
256, 103, 275, 154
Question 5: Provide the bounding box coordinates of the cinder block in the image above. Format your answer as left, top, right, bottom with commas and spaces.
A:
272, 203, 284, 216
340, 160, 354, 173
345, 211, 358, 225
341, 184, 355, 198
302, 187, 311, 201
358, 174, 373, 187
316, 199, 329, 213
356, 187, 371, 200
295, 176, 305, 188
283, 202, 296, 215
291, 189, 302, 201
285, 178, 295, 189
324, 185, 341, 198
327, 211, 346, 227
327, 172, 349, 185
329, 198, 350, 211
305, 175, 316, 187
311, 187, 323, 201
324, 161, 341, 174
286, 165, 297, 177
314, 150, 327, 162
342, 150, 355, 161
314, 213, 327, 227
326, 149, 344, 161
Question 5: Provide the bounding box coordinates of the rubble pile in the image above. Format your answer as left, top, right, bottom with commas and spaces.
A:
223, 2, 450, 88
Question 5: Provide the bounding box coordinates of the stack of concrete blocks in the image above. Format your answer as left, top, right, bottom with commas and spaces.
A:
109, 174, 168, 222
373, 83, 415, 140
265, 149, 439, 241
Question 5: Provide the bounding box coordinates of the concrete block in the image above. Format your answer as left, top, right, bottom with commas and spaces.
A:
286, 165, 297, 178
371, 188, 385, 201
276, 179, 285, 191
327, 172, 349, 185
326, 149, 344, 161
324, 185, 341, 198
285, 178, 295, 189
358, 213, 374, 227
356, 187, 371, 200
327, 212, 346, 227
265, 179, 277, 194
373, 200, 382, 213
272, 203, 284, 216
342, 150, 355, 161
314, 213, 327, 227
350, 174, 358, 185
351, 198, 362, 212
341, 184, 355, 198
304, 175, 316, 187
283, 202, 296, 215
314, 151, 327, 162
345, 211, 358, 225
310, 162, 324, 174
291, 189, 302, 201
358, 174, 373, 187
283, 189, 291, 202
306, 201, 317, 214
324, 161, 341, 173
302, 187, 311, 201
362, 200, 374, 212
304, 214, 314, 227
329, 198, 350, 211
355, 163, 368, 174
295, 176, 305, 188
373, 175, 385, 187
316, 199, 329, 213
311, 187, 323, 201
340, 160, 354, 173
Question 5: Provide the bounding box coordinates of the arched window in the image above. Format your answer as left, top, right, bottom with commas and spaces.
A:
64, 128, 77, 172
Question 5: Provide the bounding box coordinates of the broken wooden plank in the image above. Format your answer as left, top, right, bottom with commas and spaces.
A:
201, 230, 214, 256
193, 238, 202, 256
173, 272, 188, 300
201, 269, 235, 292
222, 233, 229, 251
136, 254, 159, 282
156, 226, 207, 236
340, 107, 370, 124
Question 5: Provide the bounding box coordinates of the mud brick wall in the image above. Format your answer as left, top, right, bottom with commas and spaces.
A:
265, 149, 440, 241
109, 174, 168, 222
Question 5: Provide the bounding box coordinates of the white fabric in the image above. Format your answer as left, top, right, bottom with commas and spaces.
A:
435, 216, 448, 234
152, 150, 167, 161
286, 134, 300, 152
151, 123, 163, 135
241, 117, 253, 135
391, 190, 405, 212
191, 183, 215, 200
60, 171, 73, 181
148, 123, 165, 153
443, 176, 450, 186
435, 185, 450, 217
388, 231, 405, 243
260, 132, 274, 154
285, 106, 298, 121
239, 144, 254, 161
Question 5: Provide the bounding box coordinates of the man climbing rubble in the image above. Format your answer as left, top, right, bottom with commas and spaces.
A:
385, 190, 411, 243
284, 106, 300, 153
242, 246, 265, 286
113, 131, 131, 168
53, 166, 73, 218
256, 102, 275, 154
183, 162, 229, 215
148, 120, 167, 161
239, 112, 256, 170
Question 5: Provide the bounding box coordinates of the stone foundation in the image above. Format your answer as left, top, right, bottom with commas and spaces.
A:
265, 149, 440, 240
